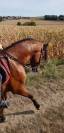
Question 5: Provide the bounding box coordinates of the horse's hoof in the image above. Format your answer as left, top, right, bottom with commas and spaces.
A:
36, 104, 40, 110
0, 116, 5, 123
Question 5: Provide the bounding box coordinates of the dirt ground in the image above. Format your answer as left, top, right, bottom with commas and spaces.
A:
0, 71, 64, 133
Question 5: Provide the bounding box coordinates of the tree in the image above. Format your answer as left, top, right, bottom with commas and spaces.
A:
0, 17, 2, 22
59, 15, 64, 20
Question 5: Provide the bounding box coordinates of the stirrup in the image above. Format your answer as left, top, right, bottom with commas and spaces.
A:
0, 100, 9, 108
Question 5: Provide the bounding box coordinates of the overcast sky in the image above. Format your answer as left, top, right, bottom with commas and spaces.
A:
0, 0, 64, 16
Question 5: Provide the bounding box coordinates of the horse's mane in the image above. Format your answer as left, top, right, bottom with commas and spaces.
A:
3, 37, 34, 51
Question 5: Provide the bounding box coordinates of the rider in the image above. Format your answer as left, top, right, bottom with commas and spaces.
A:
0, 44, 9, 108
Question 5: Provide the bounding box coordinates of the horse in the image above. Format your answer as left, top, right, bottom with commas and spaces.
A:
0, 54, 40, 122
0, 38, 49, 122
1, 37, 43, 72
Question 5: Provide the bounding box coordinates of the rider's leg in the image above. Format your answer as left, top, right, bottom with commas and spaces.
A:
0, 72, 8, 108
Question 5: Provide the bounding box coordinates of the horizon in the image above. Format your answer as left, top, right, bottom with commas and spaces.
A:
0, 15, 64, 17
0, 0, 64, 16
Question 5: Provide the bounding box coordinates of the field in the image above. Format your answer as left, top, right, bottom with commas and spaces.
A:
0, 19, 64, 47
0, 19, 64, 59
0, 19, 64, 133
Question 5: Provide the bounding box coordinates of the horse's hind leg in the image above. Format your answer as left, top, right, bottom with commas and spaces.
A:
21, 86, 40, 110
10, 64, 40, 110
15, 83, 40, 110
28, 94, 40, 110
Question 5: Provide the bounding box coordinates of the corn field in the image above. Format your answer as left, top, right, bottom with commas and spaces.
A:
0, 19, 64, 59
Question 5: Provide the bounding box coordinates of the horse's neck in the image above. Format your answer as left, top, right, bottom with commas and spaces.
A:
6, 47, 15, 54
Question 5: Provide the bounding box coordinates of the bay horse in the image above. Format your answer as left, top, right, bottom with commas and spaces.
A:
0, 54, 40, 123
0, 38, 48, 122
2, 37, 43, 72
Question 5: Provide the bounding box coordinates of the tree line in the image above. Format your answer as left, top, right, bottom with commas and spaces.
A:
0, 15, 64, 22
41, 15, 64, 21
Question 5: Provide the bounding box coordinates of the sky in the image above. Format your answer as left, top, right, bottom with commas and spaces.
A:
0, 0, 64, 16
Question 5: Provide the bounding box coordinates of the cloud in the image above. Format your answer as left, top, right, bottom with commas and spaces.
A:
0, 0, 64, 16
